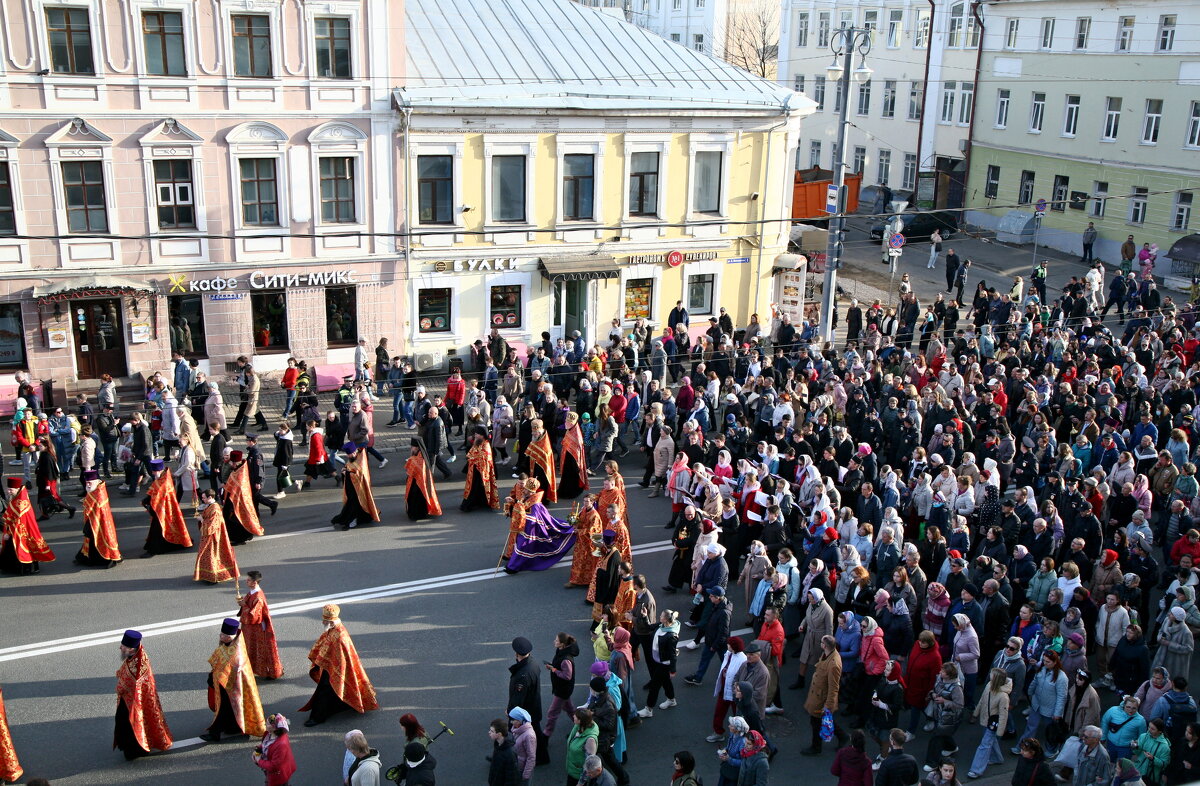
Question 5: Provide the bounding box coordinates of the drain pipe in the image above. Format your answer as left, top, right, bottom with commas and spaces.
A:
398, 99, 414, 355
914, 0, 936, 178
754, 95, 794, 322
962, 1, 986, 209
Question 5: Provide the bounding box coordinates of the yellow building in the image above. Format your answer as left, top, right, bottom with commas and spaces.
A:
395, 0, 814, 369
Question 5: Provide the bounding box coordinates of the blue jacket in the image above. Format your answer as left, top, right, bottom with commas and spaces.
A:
835, 622, 862, 673
1100, 706, 1147, 748
1027, 667, 1068, 718
1134, 421, 1159, 447
695, 555, 729, 591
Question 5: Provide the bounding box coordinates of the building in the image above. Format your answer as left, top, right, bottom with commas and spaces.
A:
965, 0, 1200, 262
0, 0, 405, 391
778, 0, 983, 209
396, 0, 811, 371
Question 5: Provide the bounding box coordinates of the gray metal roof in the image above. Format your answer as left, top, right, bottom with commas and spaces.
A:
400, 0, 809, 114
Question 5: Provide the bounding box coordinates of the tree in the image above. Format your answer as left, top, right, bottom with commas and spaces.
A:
723, 0, 779, 79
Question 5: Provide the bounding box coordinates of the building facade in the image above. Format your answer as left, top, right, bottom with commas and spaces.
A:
965, 0, 1200, 262
398, 0, 810, 371
0, 0, 404, 389
778, 0, 983, 209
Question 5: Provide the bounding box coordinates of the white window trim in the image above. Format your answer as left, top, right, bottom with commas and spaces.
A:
225, 121, 291, 235
408, 137, 465, 231
485, 269, 534, 336
687, 134, 733, 221
220, 0, 283, 81
683, 257, 723, 316
409, 272, 461, 345
622, 135, 671, 224
619, 263, 661, 327
1186, 102, 1200, 150
137, 119, 209, 264
0, 129, 29, 267
483, 136, 537, 228
554, 135, 605, 228
1062, 96, 1080, 138
304, 4, 362, 80
33, 0, 101, 82
129, 0, 198, 80
44, 118, 118, 267
307, 121, 368, 232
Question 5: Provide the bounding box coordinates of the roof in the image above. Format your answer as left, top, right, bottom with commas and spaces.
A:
399, 0, 811, 115
32, 274, 155, 304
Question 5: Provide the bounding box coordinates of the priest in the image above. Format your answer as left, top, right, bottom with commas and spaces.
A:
524, 419, 557, 503
223, 451, 264, 545
557, 411, 590, 499
331, 443, 380, 531
461, 433, 499, 512
565, 493, 603, 589
75, 469, 121, 568
237, 570, 283, 680
299, 604, 378, 727
114, 629, 173, 760
403, 439, 442, 521
0, 686, 22, 784
141, 458, 192, 557
0, 477, 54, 575
201, 618, 266, 743
194, 488, 239, 585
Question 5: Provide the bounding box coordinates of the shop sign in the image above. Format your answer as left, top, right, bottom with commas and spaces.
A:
430, 258, 519, 273
47, 327, 69, 348
623, 250, 719, 266
130, 322, 151, 344
166, 269, 358, 294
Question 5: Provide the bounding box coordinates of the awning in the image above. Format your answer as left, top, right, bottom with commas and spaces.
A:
32, 274, 156, 305
538, 255, 620, 282
1166, 233, 1200, 265
772, 253, 807, 274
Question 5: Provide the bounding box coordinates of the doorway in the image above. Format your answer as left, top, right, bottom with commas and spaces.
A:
73, 298, 127, 379
564, 279, 587, 341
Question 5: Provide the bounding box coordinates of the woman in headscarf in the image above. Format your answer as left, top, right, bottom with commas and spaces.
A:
879, 594, 914, 659
834, 545, 862, 613
665, 452, 693, 530
1152, 606, 1195, 677
923, 582, 952, 642
792, 587, 834, 689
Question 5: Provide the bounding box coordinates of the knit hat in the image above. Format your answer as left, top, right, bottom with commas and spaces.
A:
589, 661, 610, 678
512, 636, 533, 655
589, 676, 608, 693
1102, 549, 1119, 566
1067, 633, 1085, 647
1171, 606, 1188, 621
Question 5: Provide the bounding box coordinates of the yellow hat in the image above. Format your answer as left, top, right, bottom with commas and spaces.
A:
322, 603, 340, 622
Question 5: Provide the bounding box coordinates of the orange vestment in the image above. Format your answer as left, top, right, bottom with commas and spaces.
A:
568, 506, 603, 587
597, 486, 626, 533
208, 635, 266, 737
503, 497, 527, 559
239, 590, 284, 680
405, 453, 442, 516
0, 687, 21, 784
224, 463, 264, 536
147, 471, 192, 548
343, 450, 381, 522
194, 504, 239, 583
1, 487, 54, 565
115, 647, 173, 754
299, 624, 378, 714
558, 425, 590, 492
525, 433, 558, 502
463, 441, 500, 509
588, 519, 633, 603
81, 483, 122, 562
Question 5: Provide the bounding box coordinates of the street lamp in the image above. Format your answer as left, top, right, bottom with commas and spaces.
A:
819, 24, 873, 343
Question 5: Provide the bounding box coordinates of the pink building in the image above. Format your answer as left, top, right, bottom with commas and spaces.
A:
0, 0, 405, 394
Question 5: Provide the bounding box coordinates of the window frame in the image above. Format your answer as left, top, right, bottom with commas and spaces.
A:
947, 3, 965, 48
692, 33, 704, 52
1029, 92, 1046, 133
914, 9, 930, 48
0, 161, 16, 237
324, 285, 358, 347
409, 139, 464, 231
555, 136, 604, 227
623, 277, 656, 322
1039, 17, 1055, 49
813, 75, 826, 111
483, 138, 536, 227
995, 89, 1010, 128
306, 120, 368, 242
852, 146, 867, 175
141, 9, 187, 77
152, 158, 195, 229
687, 134, 733, 221
1158, 15, 1176, 52
238, 157, 281, 228
886, 9, 903, 48
817, 12, 831, 47
876, 149, 891, 187
317, 155, 357, 225
250, 290, 290, 352
984, 165, 1000, 199
1018, 170, 1035, 205
1187, 101, 1200, 149
624, 136, 669, 221
416, 287, 453, 334
167, 293, 207, 359
0, 303, 28, 369
795, 11, 809, 47
313, 16, 352, 80
61, 160, 109, 234
45, 6, 95, 75
902, 153, 917, 191
939, 81, 956, 124
1062, 95, 1080, 137
1102, 97, 1122, 142
1142, 99, 1163, 145
1005, 19, 1018, 49
417, 154, 454, 226
809, 141, 822, 169
1173, 192, 1193, 232
230, 13, 273, 78
1129, 187, 1148, 225
908, 82, 923, 121
957, 82, 974, 126
1091, 182, 1108, 218
1117, 17, 1134, 52
690, 149, 724, 216
1051, 175, 1069, 212
489, 283, 525, 329
561, 153, 595, 222
856, 79, 872, 116
882, 80, 897, 118
1073, 17, 1090, 50
684, 272, 716, 315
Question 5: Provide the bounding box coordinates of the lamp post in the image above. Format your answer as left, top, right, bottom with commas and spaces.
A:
820, 24, 873, 343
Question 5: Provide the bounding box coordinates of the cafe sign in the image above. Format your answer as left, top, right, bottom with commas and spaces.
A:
166, 269, 358, 293
624, 250, 719, 266
430, 258, 519, 273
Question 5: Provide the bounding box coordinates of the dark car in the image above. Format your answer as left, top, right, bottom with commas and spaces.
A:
869, 210, 959, 242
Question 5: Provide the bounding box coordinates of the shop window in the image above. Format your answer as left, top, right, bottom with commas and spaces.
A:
417, 287, 451, 333
167, 294, 207, 358
0, 303, 26, 368
623, 278, 653, 321
686, 274, 715, 314
325, 285, 357, 346
490, 284, 523, 328
250, 290, 288, 350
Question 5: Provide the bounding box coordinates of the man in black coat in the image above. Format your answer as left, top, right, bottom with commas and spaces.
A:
584, 676, 629, 786
243, 434, 279, 515
876, 729, 921, 786
487, 720, 520, 786
507, 637, 548, 765
420, 407, 453, 481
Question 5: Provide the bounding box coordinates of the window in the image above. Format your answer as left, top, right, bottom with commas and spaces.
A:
948, 3, 964, 47
251, 291, 288, 349
1091, 182, 1108, 218
1073, 17, 1090, 49
314, 17, 351, 79
940, 81, 956, 123
417, 155, 453, 225
809, 141, 822, 169
1117, 17, 1134, 51
1188, 102, 1200, 148
0, 163, 16, 235
692, 33, 704, 51
796, 12, 809, 46
1040, 18, 1055, 49
902, 153, 916, 190
563, 154, 594, 221
793, 75, 805, 93
417, 288, 451, 333
628, 152, 659, 217
673, 0, 681, 8
915, 10, 930, 48
692, 150, 722, 214
46, 8, 94, 75
1062, 95, 1080, 137
1142, 99, 1162, 144
967, 14, 980, 47
1052, 175, 1069, 211
1102, 97, 1121, 141
1129, 187, 1148, 224
166, 295, 205, 357
813, 76, 826, 110
1174, 192, 1193, 232
852, 146, 866, 175
856, 79, 871, 116
239, 158, 279, 226
0, 303, 26, 368
325, 286, 357, 346
1018, 170, 1035, 204
863, 10, 878, 32
142, 11, 185, 76
231, 14, 271, 78
62, 160, 107, 233
1005, 19, 1018, 49
318, 157, 355, 223
817, 12, 830, 47
882, 80, 896, 118
491, 155, 526, 222
623, 278, 653, 321
958, 82, 974, 125
153, 159, 194, 229
685, 274, 715, 314
984, 165, 1000, 198
1158, 15, 1176, 51
670, 33, 680, 42
887, 10, 902, 47
490, 285, 523, 328
876, 150, 891, 186
834, 80, 844, 112
1030, 92, 1045, 132
995, 89, 1010, 127
908, 82, 923, 120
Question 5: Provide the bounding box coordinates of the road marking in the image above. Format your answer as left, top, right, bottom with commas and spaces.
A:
0, 539, 674, 662
173, 737, 207, 748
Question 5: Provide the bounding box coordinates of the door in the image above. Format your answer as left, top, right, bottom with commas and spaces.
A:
564, 279, 590, 345
73, 298, 127, 379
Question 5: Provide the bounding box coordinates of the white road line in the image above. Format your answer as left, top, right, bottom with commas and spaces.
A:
172, 737, 207, 748
0, 539, 674, 663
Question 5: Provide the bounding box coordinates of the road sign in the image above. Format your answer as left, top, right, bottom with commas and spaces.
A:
888, 247, 904, 257
890, 233, 906, 248
1035, 198, 1048, 213
826, 184, 839, 212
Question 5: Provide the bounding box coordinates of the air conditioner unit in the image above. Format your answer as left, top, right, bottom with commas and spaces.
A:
958, 139, 969, 153
413, 351, 443, 372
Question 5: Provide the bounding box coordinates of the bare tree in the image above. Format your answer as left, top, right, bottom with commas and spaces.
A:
723, 0, 779, 79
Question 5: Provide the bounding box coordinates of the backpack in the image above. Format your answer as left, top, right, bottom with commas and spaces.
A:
1164, 693, 1199, 742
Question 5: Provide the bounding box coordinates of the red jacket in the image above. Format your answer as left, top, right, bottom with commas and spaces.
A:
757, 619, 785, 667
830, 744, 874, 786
445, 376, 466, 405
903, 642, 943, 709
1170, 535, 1200, 566
859, 628, 889, 676
255, 734, 297, 786
608, 393, 627, 424
307, 431, 328, 465
281, 368, 299, 391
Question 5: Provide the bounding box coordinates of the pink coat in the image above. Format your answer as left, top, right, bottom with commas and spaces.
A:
859, 628, 889, 676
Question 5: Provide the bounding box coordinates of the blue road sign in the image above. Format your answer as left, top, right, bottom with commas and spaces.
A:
1035, 198, 1048, 213
889, 233, 906, 248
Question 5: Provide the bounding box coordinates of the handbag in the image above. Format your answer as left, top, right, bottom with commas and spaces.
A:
987, 713, 1001, 732
1045, 717, 1070, 747
501, 423, 516, 439
820, 709, 835, 742
276, 468, 294, 490
1052, 735, 1082, 769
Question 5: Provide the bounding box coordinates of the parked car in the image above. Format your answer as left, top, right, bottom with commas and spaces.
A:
869, 210, 959, 242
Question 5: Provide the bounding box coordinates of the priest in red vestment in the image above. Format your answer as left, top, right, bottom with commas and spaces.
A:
223, 452, 264, 545
331, 444, 381, 530
299, 604, 378, 727
524, 420, 557, 503
404, 439, 442, 521
75, 470, 121, 568
461, 434, 500, 512
0, 477, 54, 575
114, 629, 173, 760
557, 411, 590, 500
194, 489, 239, 584
566, 493, 603, 589
238, 570, 284, 680
141, 458, 192, 557
201, 618, 266, 742
0, 686, 22, 783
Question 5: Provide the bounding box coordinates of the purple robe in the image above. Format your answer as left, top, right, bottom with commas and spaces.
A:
505, 502, 577, 572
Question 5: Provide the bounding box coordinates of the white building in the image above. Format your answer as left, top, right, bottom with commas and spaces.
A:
573, 0, 731, 58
